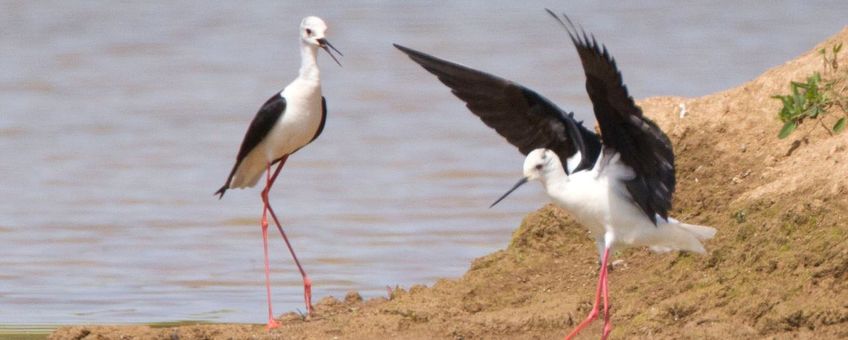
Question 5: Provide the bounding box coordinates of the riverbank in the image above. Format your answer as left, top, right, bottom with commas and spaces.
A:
47, 27, 848, 340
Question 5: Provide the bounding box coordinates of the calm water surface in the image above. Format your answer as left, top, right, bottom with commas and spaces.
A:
1, 0, 845, 324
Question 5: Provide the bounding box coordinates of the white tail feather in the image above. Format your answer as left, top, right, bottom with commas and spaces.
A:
679, 223, 717, 241
644, 220, 716, 255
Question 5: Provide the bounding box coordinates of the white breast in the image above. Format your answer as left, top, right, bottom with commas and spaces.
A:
546, 170, 610, 237
263, 79, 323, 160
545, 153, 649, 244
228, 80, 323, 189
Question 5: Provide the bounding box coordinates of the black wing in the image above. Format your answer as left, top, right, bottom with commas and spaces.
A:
548, 10, 675, 224
215, 93, 286, 198
308, 96, 327, 144
394, 44, 601, 174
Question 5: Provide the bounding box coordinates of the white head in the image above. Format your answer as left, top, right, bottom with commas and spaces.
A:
300, 17, 328, 46
522, 149, 563, 182
490, 148, 563, 208
299, 16, 342, 66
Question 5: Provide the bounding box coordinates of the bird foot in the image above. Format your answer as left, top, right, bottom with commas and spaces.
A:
304, 276, 314, 316
564, 309, 598, 340
602, 321, 613, 340
265, 318, 281, 330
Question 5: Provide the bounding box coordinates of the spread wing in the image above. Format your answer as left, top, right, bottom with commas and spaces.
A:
549, 10, 675, 223
215, 93, 286, 198
394, 44, 601, 173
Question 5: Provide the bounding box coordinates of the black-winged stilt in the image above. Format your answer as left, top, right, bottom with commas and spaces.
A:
395, 10, 715, 340
215, 16, 341, 329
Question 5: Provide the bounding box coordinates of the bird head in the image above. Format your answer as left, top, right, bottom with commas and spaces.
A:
300, 16, 343, 66
522, 149, 559, 181
490, 149, 560, 208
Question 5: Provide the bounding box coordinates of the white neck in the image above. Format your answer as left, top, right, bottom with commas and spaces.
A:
299, 42, 320, 81
541, 169, 568, 193
539, 167, 578, 210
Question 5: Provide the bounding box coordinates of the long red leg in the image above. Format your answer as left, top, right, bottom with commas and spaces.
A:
565, 247, 611, 340
601, 253, 612, 340
262, 156, 314, 315
260, 163, 281, 330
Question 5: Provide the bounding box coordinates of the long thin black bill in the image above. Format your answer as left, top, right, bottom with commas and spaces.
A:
317, 38, 343, 67
489, 177, 529, 208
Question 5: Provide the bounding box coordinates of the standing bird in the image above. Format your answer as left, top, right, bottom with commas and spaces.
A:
215, 16, 341, 329
395, 10, 715, 340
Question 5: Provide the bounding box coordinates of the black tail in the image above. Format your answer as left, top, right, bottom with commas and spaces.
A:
214, 184, 228, 199
216, 163, 238, 199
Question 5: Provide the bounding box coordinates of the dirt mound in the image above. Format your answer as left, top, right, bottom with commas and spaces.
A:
50, 28, 848, 340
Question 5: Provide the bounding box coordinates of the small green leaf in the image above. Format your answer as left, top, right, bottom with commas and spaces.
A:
805, 88, 817, 102
779, 120, 798, 139
834, 117, 847, 133
794, 94, 805, 111
780, 102, 796, 120
834, 42, 843, 53
805, 106, 818, 118
774, 95, 791, 110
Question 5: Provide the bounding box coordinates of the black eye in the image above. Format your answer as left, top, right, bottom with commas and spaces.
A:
305, 28, 312, 35
535, 164, 543, 170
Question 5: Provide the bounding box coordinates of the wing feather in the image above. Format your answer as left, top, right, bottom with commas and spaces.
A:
394, 44, 601, 173
548, 10, 675, 223
215, 93, 286, 198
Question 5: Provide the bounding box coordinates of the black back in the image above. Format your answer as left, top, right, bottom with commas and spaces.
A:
394, 44, 601, 174
215, 93, 287, 198
548, 10, 676, 223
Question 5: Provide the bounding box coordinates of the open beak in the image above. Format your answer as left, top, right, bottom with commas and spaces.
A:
489, 177, 529, 208
316, 38, 343, 67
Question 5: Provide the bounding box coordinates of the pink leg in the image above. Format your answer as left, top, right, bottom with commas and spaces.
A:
262, 156, 315, 316
564, 247, 611, 340
260, 163, 281, 330
601, 256, 612, 339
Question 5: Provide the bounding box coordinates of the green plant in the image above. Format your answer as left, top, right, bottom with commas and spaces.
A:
772, 43, 847, 139
821, 42, 842, 71
773, 73, 827, 138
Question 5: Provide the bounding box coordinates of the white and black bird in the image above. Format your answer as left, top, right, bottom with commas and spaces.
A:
395, 10, 715, 340
215, 16, 341, 329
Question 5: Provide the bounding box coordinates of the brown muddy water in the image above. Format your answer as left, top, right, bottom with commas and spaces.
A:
1, 0, 845, 325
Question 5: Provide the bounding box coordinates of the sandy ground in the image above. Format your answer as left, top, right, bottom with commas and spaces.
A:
47, 28, 848, 339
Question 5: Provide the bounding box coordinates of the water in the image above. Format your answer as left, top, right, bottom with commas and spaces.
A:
1, 0, 845, 324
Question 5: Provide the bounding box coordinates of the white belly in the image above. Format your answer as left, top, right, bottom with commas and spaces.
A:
230, 80, 323, 188
547, 171, 611, 240
545, 157, 712, 256
263, 86, 323, 160
544, 155, 655, 244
